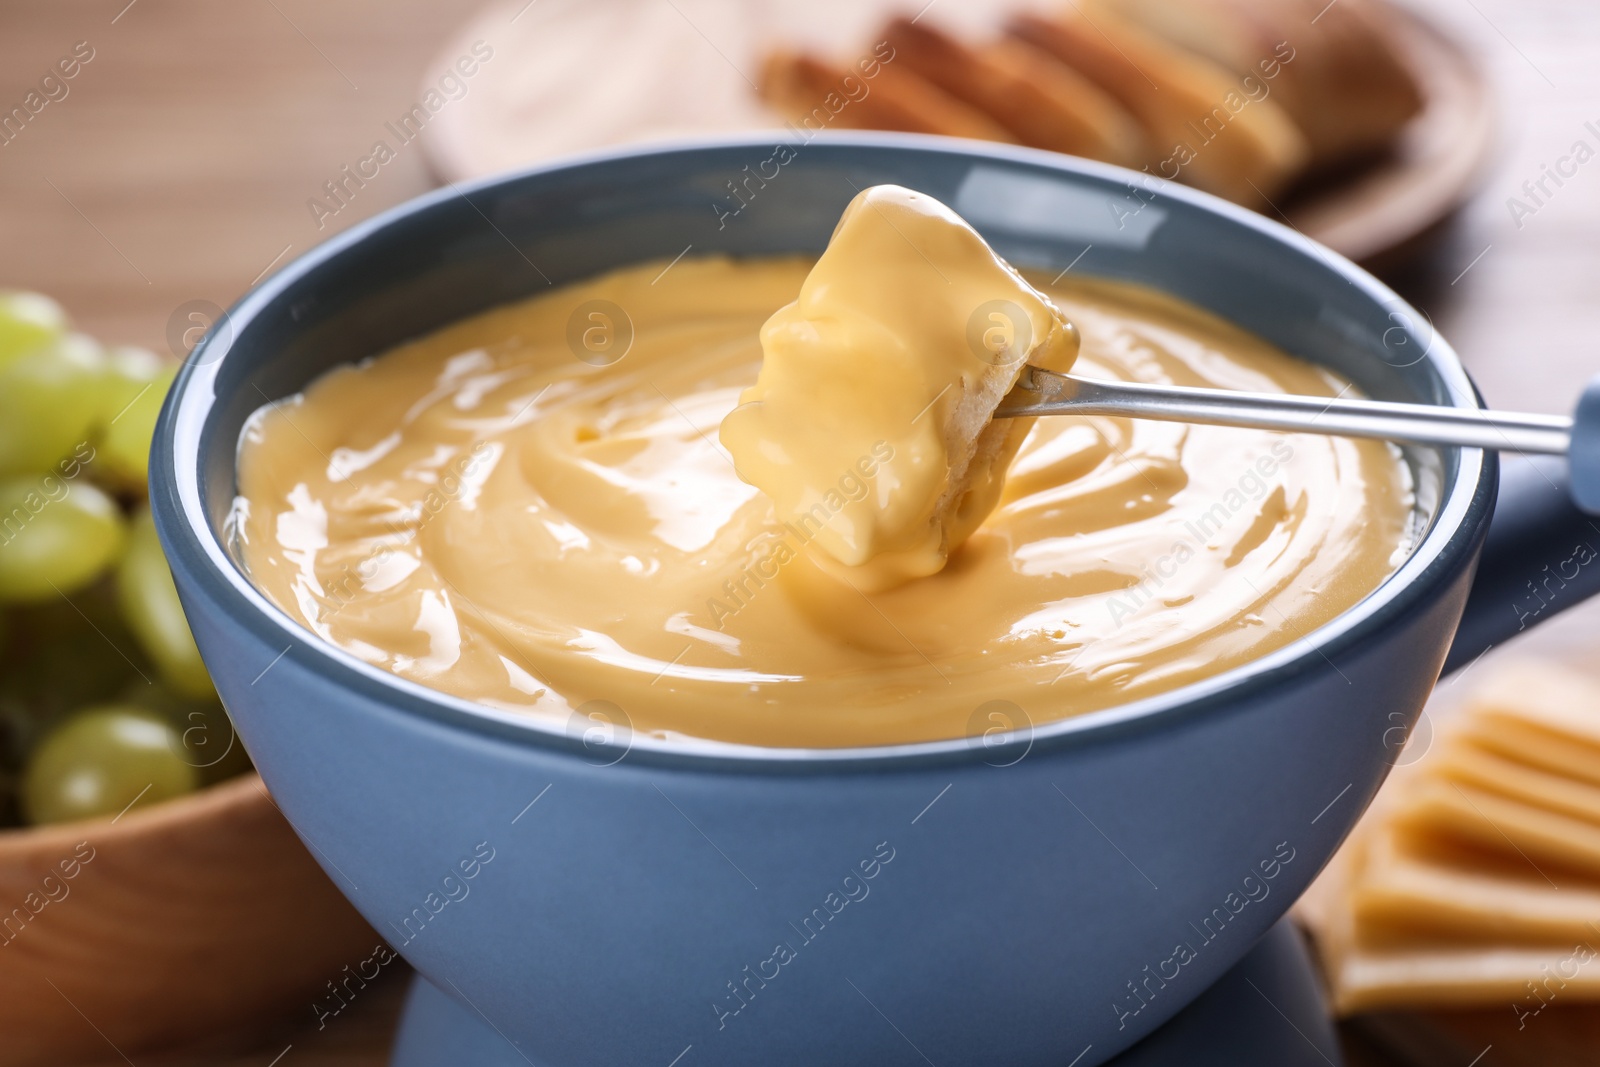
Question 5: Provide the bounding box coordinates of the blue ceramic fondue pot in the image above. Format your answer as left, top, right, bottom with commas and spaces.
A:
151, 134, 1600, 1066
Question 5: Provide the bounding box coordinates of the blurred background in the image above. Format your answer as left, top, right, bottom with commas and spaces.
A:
0, 1, 1597, 1064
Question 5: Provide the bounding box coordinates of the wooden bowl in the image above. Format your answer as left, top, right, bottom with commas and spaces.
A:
0, 773, 380, 1067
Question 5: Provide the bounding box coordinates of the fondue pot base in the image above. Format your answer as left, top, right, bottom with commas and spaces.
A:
389, 920, 1342, 1067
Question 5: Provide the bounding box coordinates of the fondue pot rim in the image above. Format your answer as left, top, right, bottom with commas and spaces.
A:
152, 132, 1495, 771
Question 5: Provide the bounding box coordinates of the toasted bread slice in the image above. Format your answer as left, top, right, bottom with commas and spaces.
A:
877, 18, 1146, 166
759, 49, 1016, 143
1115, 0, 1423, 167
1008, 7, 1308, 205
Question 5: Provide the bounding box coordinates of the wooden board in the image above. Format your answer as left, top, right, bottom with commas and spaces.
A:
1283, 4, 1495, 266
420, 0, 1494, 267
1347, 1006, 1600, 1067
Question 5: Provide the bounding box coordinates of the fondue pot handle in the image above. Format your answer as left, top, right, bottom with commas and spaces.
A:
1443, 393, 1600, 674
1572, 374, 1600, 513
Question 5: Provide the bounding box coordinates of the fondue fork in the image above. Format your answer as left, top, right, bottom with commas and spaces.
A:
996, 366, 1586, 455
998, 367, 1600, 511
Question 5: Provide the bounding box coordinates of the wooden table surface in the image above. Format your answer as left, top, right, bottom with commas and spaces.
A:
0, 1, 1595, 1064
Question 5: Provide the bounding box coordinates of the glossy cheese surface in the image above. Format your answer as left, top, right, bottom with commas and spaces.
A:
233, 255, 1413, 747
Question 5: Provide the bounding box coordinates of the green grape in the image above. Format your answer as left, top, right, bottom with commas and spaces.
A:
21, 704, 199, 825
2, 579, 144, 698
96, 360, 176, 490
2, 605, 140, 736
182, 703, 254, 784
0, 334, 105, 478
90, 344, 164, 434
0, 476, 125, 603
0, 682, 29, 770
119, 680, 249, 784
117, 508, 214, 699
0, 291, 67, 368
0, 785, 17, 829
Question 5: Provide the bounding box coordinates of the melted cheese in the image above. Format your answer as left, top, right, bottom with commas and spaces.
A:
233, 248, 1412, 747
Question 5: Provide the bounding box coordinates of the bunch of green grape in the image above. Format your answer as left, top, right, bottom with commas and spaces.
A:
0, 291, 248, 829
